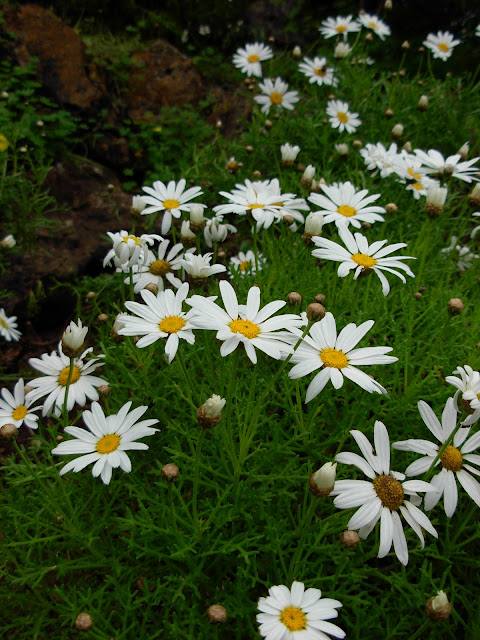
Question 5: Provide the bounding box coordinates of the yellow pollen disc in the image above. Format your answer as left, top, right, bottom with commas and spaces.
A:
336, 25, 347, 33
96, 433, 121, 455
270, 91, 283, 105
0, 317, 7, 328
229, 318, 260, 339
248, 54, 260, 63
440, 445, 463, 472
249, 203, 265, 210
12, 405, 28, 421
314, 67, 326, 76
438, 43, 449, 52
368, 21, 377, 28
412, 182, 423, 190
280, 606, 307, 632
58, 366, 81, 386
373, 475, 404, 510
239, 260, 252, 272
352, 253, 377, 268
163, 199, 180, 210
159, 315, 186, 334
337, 111, 349, 123
122, 235, 140, 245
408, 168, 422, 180
150, 259, 171, 276
320, 348, 348, 369
337, 204, 356, 217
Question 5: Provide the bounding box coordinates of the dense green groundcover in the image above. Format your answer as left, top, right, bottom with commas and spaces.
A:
1, 5, 480, 640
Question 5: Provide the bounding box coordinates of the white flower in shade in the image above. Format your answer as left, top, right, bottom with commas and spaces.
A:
440, 236, 478, 272
62, 319, 88, 357
319, 15, 360, 39
302, 165, 316, 183
304, 211, 324, 237
326, 100, 361, 134
204, 216, 237, 248
257, 581, 344, 639
391, 152, 425, 183
308, 181, 385, 229
405, 175, 440, 200
180, 252, 226, 280
425, 186, 448, 216
358, 13, 391, 39
280, 142, 301, 164
128, 240, 194, 294
229, 250, 266, 277
414, 148, 479, 183
312, 226, 415, 296
445, 365, 480, 426
103, 230, 162, 270
0, 378, 41, 429
254, 77, 300, 115
334, 42, 351, 58
141, 179, 204, 234
1, 234, 16, 249
232, 42, 273, 77
118, 283, 196, 362
423, 31, 460, 61
27, 344, 107, 417
310, 462, 337, 497
333, 421, 438, 566
471, 212, 480, 238
287, 312, 397, 402
187, 280, 303, 364
131, 195, 146, 214
476, 24, 480, 37
0, 308, 21, 342
180, 220, 196, 243
298, 56, 338, 86
51, 401, 159, 485
393, 398, 480, 517
360, 142, 398, 178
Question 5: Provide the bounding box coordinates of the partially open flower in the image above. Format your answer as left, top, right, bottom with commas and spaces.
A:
469, 183, 480, 206
309, 462, 336, 496
426, 591, 451, 621
303, 212, 323, 244
426, 187, 448, 217
418, 95, 429, 111
190, 203, 206, 232
62, 319, 88, 358
197, 394, 226, 427
457, 142, 469, 161
391, 123, 404, 139
180, 220, 196, 245
1, 234, 16, 249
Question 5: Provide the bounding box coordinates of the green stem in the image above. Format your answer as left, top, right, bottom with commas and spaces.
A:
252, 224, 260, 274
192, 429, 205, 522
128, 266, 135, 301
175, 349, 197, 405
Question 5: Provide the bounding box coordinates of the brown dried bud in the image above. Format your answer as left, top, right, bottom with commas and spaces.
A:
24, 384, 34, 395
197, 404, 221, 428
0, 424, 18, 439
426, 592, 451, 621
286, 292, 303, 306
362, 222, 371, 230
401, 40, 410, 50
341, 530, 360, 548
282, 215, 295, 226
97, 313, 108, 324
75, 613, 94, 631
365, 32, 374, 42
314, 294, 326, 304
145, 283, 158, 295
476, 342, 480, 349
264, 119, 273, 129
245, 145, 254, 153
306, 303, 326, 322
385, 203, 398, 214
352, 139, 363, 150
162, 463, 179, 481
98, 385, 111, 397
207, 604, 227, 623
252, 170, 262, 179
418, 285, 426, 293
414, 292, 423, 300
399, 69, 406, 77
447, 298, 464, 314
384, 108, 394, 119
85, 291, 96, 301
56, 435, 63, 442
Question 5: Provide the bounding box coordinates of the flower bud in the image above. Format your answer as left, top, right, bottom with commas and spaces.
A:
189, 204, 205, 232
468, 183, 480, 207
197, 394, 226, 427
417, 94, 429, 111
301, 164, 316, 187
384, 108, 394, 119
401, 40, 410, 50
365, 32, 374, 42
314, 293, 326, 304
402, 141, 412, 153
207, 604, 227, 623
1, 234, 16, 249
426, 591, 451, 621
391, 123, 404, 139
303, 212, 323, 244
131, 195, 146, 216
0, 423, 18, 439
425, 187, 448, 218
97, 313, 109, 324
334, 42, 351, 59
97, 385, 111, 397
352, 139, 363, 150
457, 142, 469, 161
341, 530, 360, 548
61, 319, 88, 358
145, 283, 158, 294
162, 463, 179, 481
384, 0, 392, 9
286, 292, 303, 306
245, 145, 254, 153
281, 143, 301, 166
226, 156, 242, 173
282, 215, 295, 226
306, 303, 326, 322
413, 292, 422, 300
309, 462, 336, 497
335, 143, 349, 157
252, 170, 262, 179
264, 119, 273, 129
180, 220, 196, 245
448, 298, 464, 314
75, 613, 94, 631
385, 203, 398, 214
292, 45, 302, 59
85, 291, 96, 301
110, 312, 128, 341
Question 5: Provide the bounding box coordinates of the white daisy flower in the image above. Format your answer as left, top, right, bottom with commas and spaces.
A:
312, 226, 415, 296
0, 308, 21, 342
360, 142, 398, 178
103, 230, 162, 270
390, 152, 426, 183
127, 240, 194, 293
229, 250, 266, 277
405, 175, 440, 200
27, 344, 107, 417
232, 42, 273, 78
214, 180, 288, 230
203, 216, 237, 248
393, 398, 480, 517
0, 378, 41, 429
62, 318, 88, 357
471, 212, 480, 238
287, 312, 397, 402
298, 56, 338, 86
414, 148, 479, 183
358, 13, 391, 40
326, 100, 361, 134
186, 280, 303, 364
319, 15, 361, 40
257, 580, 345, 639
476, 24, 480, 38
445, 365, 480, 426
254, 77, 300, 115
180, 252, 226, 280
118, 283, 196, 362
423, 31, 460, 61
141, 179, 204, 235
51, 401, 159, 485
333, 421, 438, 566
308, 181, 385, 229
440, 236, 478, 272
280, 142, 301, 164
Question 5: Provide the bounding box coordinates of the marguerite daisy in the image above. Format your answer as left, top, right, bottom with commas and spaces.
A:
51, 401, 159, 485
141, 179, 204, 234
445, 365, 480, 426
393, 398, 480, 517
257, 581, 345, 639
308, 181, 385, 229
180, 252, 226, 281
360, 142, 398, 178
0, 308, 21, 342
423, 31, 460, 61
232, 42, 273, 78
326, 100, 361, 134
103, 230, 162, 270
333, 421, 438, 566
254, 77, 300, 115
298, 56, 338, 87
413, 148, 479, 183
203, 216, 237, 248
311, 226, 415, 296
358, 13, 391, 40
319, 15, 360, 40
127, 240, 194, 293
0, 378, 41, 429
229, 250, 266, 277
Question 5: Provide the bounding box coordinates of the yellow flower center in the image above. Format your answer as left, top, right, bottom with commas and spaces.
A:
440, 445, 463, 472
122, 235, 140, 245
408, 168, 422, 180
249, 203, 265, 210
368, 21, 377, 28
337, 111, 349, 123
159, 316, 186, 334
0, 134, 9, 152
412, 182, 423, 190
12, 405, 28, 421
280, 606, 307, 632
270, 91, 283, 105
0, 317, 7, 328
320, 348, 348, 369
239, 260, 252, 272
96, 433, 121, 455
314, 67, 326, 76
438, 43, 449, 52
352, 253, 377, 268
150, 259, 171, 276
336, 25, 347, 33
247, 54, 260, 63
163, 199, 180, 210
58, 366, 81, 386
373, 474, 404, 510
229, 318, 260, 339
337, 205, 356, 217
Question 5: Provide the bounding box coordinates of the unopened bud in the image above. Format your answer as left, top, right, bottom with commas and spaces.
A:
85, 291, 96, 301
189, 204, 205, 232
264, 120, 273, 129
245, 145, 254, 153
314, 293, 326, 304
447, 298, 464, 314
457, 142, 469, 161
24, 384, 34, 395
282, 215, 295, 226
97, 313, 109, 324
97, 385, 111, 397
180, 220, 196, 245
207, 604, 227, 623
0, 234, 16, 249
292, 45, 302, 59
75, 613, 94, 631
414, 292, 423, 300
252, 170, 262, 179
365, 32, 374, 42
352, 139, 363, 150
425, 187, 447, 218
335, 143, 349, 157
402, 141, 412, 153
468, 183, 480, 206
162, 463, 179, 481
309, 462, 336, 497
144, 283, 158, 294
401, 40, 410, 50
287, 292, 303, 306
391, 123, 404, 139
385, 203, 398, 214
384, 108, 394, 119
384, 0, 392, 9
0, 423, 18, 439
426, 591, 451, 621
306, 303, 326, 322
341, 530, 360, 548
197, 394, 226, 427
418, 95, 429, 111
